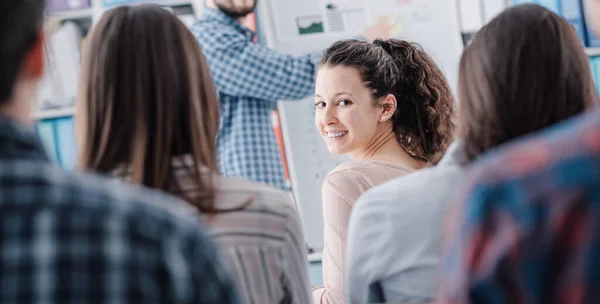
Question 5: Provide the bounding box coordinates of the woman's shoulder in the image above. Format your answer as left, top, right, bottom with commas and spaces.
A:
325, 160, 413, 183
212, 174, 298, 216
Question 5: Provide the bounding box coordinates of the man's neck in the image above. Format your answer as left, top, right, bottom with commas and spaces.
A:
235, 15, 248, 25
206, 1, 249, 25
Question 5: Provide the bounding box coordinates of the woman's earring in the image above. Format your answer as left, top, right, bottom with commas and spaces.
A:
381, 113, 392, 122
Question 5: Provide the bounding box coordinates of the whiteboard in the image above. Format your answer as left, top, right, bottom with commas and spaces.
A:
257, 0, 463, 250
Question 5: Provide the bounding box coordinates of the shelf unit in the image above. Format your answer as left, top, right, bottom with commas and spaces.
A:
34, 107, 76, 120
587, 47, 600, 57
35, 0, 201, 120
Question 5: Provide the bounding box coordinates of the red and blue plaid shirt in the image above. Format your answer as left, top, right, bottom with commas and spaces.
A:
439, 110, 600, 304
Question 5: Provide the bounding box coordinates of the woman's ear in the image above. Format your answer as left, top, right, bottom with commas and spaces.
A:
379, 94, 397, 122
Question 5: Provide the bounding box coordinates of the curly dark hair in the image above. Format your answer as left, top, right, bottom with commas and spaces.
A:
319, 39, 456, 163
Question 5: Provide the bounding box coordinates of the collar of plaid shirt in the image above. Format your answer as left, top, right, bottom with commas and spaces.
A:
0, 117, 48, 162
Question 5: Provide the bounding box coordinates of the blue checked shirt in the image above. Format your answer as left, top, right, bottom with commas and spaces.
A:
0, 117, 238, 303
192, 8, 322, 190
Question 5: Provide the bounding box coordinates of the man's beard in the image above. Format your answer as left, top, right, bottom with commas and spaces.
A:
215, 0, 258, 19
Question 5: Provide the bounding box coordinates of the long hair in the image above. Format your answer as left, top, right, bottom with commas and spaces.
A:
77, 5, 222, 212
320, 39, 456, 163
459, 4, 596, 161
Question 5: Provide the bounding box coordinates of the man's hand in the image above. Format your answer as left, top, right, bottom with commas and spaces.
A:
360, 23, 393, 42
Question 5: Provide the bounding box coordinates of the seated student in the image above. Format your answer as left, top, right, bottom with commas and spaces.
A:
75, 5, 310, 304
346, 3, 597, 304
312, 39, 456, 303
0, 1, 237, 303
439, 2, 600, 303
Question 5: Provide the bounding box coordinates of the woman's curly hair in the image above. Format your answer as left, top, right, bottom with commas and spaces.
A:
320, 39, 456, 163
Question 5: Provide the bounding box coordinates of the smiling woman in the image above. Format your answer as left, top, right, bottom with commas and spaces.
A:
312, 39, 456, 304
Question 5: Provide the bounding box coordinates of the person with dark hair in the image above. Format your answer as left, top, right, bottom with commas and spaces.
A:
437, 3, 600, 303
346, 4, 596, 304
312, 38, 456, 303
0, 1, 237, 303
77, 5, 311, 303
191, 0, 392, 191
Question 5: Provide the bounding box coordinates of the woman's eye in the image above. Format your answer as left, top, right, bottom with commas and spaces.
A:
339, 99, 352, 106
315, 101, 326, 108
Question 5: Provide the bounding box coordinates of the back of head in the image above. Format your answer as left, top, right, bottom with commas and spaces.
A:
78, 5, 220, 212
320, 39, 456, 163
459, 4, 596, 161
0, 0, 45, 105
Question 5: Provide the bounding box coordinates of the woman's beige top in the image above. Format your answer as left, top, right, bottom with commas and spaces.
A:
312, 160, 415, 304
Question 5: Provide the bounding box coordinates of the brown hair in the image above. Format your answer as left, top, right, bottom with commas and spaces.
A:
77, 5, 222, 212
459, 4, 597, 161
320, 39, 456, 163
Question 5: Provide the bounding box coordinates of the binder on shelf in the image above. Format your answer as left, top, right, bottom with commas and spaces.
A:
560, 0, 588, 45
594, 57, 600, 95
36, 21, 84, 114
47, 0, 91, 11
102, 0, 140, 7
513, 0, 535, 4
55, 117, 78, 170
536, 0, 560, 14
36, 120, 59, 163
590, 57, 598, 92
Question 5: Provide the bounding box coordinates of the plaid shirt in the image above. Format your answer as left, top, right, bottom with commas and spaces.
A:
0, 117, 238, 303
439, 110, 600, 304
192, 8, 321, 190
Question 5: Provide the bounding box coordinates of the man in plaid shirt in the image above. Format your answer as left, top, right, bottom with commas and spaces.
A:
0, 1, 238, 303
439, 3, 600, 302
193, 0, 391, 190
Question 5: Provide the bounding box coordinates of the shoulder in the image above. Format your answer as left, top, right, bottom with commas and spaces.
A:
2, 161, 204, 241
469, 111, 600, 189
323, 163, 371, 196
191, 19, 246, 47
213, 174, 298, 218
460, 111, 600, 215
324, 161, 412, 190
355, 164, 465, 221
325, 161, 390, 183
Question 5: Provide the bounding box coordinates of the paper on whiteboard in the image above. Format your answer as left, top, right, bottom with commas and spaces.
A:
458, 0, 484, 32
269, 0, 369, 40
321, 0, 367, 34
270, 0, 322, 39
366, 0, 435, 37
483, 0, 507, 23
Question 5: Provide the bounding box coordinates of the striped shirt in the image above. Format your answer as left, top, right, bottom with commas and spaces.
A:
201, 174, 311, 304
117, 157, 311, 304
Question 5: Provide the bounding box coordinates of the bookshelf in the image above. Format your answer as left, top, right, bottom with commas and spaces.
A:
587, 47, 600, 57
33, 107, 76, 120
35, 0, 201, 121
35, 0, 202, 166
47, 8, 94, 19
